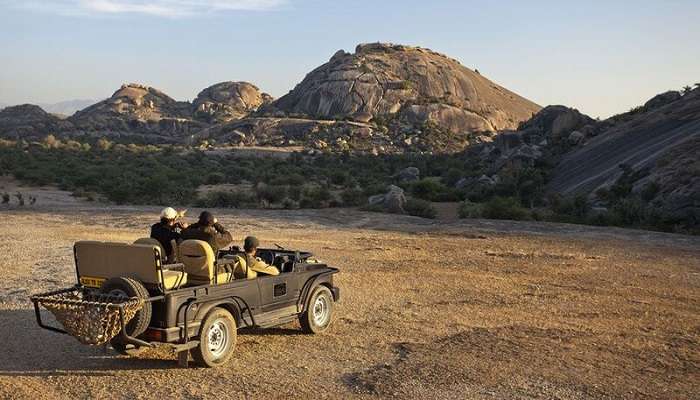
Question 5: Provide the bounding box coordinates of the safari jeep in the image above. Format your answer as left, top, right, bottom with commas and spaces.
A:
30, 239, 340, 367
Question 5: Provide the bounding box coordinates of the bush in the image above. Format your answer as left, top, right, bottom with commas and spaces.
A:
641, 181, 660, 201
205, 172, 226, 185
458, 200, 483, 219
408, 178, 460, 202
340, 187, 365, 207
300, 185, 332, 208
482, 197, 530, 220
404, 198, 437, 219
255, 183, 287, 206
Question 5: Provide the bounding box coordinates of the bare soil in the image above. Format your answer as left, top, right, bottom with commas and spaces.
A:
0, 186, 698, 399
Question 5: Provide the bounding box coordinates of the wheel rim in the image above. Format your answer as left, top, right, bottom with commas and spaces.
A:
207, 319, 229, 358
312, 294, 330, 326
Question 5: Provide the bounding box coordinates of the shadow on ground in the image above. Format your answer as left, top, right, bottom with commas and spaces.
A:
0, 309, 180, 375
0, 309, 312, 377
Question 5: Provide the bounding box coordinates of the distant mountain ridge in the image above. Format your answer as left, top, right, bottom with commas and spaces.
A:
39, 99, 97, 116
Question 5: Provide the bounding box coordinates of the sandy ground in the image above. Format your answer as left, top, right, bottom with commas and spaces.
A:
0, 187, 698, 399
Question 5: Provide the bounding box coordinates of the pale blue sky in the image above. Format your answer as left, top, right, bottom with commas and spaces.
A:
1, 0, 698, 118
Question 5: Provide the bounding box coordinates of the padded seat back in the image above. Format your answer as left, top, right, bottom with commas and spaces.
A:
179, 240, 217, 285
75, 241, 162, 285
134, 238, 166, 260
230, 255, 257, 280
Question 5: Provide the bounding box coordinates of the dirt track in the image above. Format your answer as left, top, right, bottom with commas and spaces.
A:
0, 196, 698, 399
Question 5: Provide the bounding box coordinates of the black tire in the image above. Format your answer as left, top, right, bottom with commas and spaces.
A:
100, 277, 152, 339
299, 285, 334, 334
191, 308, 237, 368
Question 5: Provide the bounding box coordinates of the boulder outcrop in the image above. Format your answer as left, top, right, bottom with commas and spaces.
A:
263, 42, 541, 152
193, 81, 273, 123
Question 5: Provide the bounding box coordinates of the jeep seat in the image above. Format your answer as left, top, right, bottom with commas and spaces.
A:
179, 240, 232, 285
134, 238, 166, 260
74, 241, 187, 290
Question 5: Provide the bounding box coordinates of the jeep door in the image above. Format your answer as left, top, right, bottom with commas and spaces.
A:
256, 272, 299, 313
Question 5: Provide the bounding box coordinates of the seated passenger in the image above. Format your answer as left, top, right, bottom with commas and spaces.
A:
180, 211, 232, 255
239, 236, 279, 276
150, 207, 188, 263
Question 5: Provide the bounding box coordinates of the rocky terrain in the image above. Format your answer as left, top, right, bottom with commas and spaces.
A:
0, 43, 541, 152
241, 43, 541, 153
548, 89, 700, 220
0, 187, 698, 399
0, 104, 74, 140
70, 83, 207, 139
193, 81, 273, 124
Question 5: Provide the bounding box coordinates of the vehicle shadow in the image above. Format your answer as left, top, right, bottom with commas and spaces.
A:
238, 327, 302, 336
0, 309, 180, 376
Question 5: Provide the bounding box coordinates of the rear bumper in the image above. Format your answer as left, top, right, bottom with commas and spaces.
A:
143, 322, 201, 343
331, 286, 340, 302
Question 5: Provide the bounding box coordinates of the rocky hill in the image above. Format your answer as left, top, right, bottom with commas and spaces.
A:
0, 104, 74, 140
69, 83, 204, 137
0, 43, 541, 153
547, 88, 700, 224
204, 43, 541, 153
462, 86, 699, 231
272, 43, 540, 130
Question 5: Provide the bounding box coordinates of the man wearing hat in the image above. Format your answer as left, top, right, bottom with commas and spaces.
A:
180, 211, 233, 254
235, 236, 279, 278
150, 207, 188, 262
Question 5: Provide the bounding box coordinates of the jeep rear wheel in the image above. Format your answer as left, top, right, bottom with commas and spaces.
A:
300, 286, 334, 334
100, 277, 152, 348
191, 308, 237, 368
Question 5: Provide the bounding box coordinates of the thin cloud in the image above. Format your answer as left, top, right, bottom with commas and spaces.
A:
11, 0, 287, 17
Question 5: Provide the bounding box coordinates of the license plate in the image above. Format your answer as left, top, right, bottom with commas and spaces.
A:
79, 276, 106, 288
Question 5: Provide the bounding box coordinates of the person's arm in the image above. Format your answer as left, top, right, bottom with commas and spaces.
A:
213, 222, 228, 234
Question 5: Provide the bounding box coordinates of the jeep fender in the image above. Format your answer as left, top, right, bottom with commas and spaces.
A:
298, 272, 336, 313
192, 297, 250, 329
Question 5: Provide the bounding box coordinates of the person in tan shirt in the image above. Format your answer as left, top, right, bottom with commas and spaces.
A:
238, 236, 279, 277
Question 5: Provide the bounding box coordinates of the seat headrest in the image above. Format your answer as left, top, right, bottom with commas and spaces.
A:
134, 238, 165, 257
179, 240, 215, 282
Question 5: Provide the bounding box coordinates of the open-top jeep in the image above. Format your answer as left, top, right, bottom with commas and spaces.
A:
30, 238, 340, 367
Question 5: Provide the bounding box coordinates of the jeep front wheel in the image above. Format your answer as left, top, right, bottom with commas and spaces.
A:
191, 308, 237, 367
300, 286, 334, 334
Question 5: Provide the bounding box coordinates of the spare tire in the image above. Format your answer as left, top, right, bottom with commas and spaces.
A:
100, 277, 152, 338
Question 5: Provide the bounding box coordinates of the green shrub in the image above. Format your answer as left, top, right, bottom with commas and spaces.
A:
482, 197, 530, 220
408, 178, 460, 202
404, 198, 437, 219
205, 172, 226, 185
458, 200, 483, 219
641, 181, 660, 201
340, 187, 365, 207
300, 185, 332, 208
255, 183, 287, 205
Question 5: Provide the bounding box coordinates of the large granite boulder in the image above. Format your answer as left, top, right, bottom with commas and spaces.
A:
193, 81, 273, 123
517, 105, 595, 145
395, 167, 420, 183
368, 185, 407, 214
